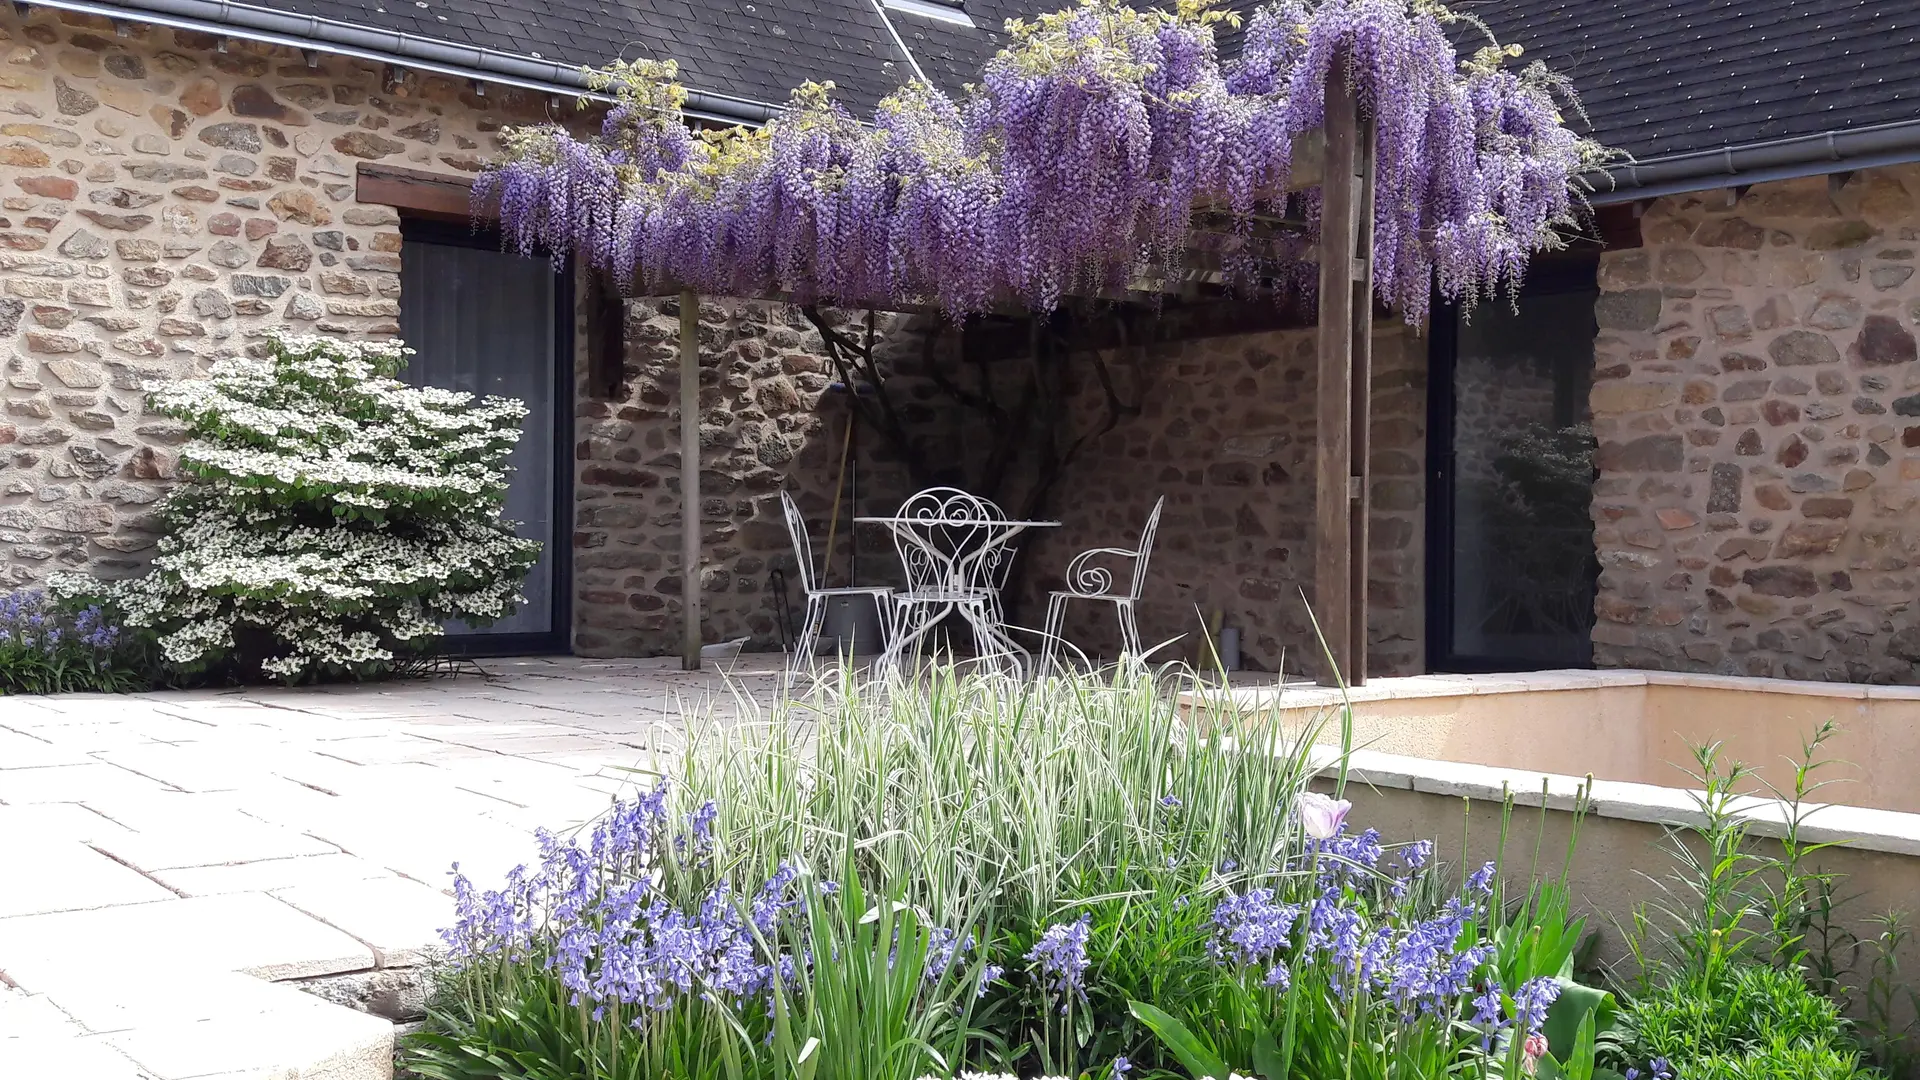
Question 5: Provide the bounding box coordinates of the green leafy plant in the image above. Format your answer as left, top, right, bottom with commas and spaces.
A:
1858, 912, 1920, 1079
0, 586, 147, 694
101, 331, 541, 682
1620, 957, 1873, 1068
1614, 725, 1891, 1080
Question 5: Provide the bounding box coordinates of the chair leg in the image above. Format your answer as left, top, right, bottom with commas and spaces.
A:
881, 601, 936, 680
1116, 599, 1142, 660
1042, 593, 1069, 675
958, 599, 1017, 677
796, 594, 826, 666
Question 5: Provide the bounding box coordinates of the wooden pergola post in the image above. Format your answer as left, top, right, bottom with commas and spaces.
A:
679, 290, 702, 670
1313, 65, 1377, 688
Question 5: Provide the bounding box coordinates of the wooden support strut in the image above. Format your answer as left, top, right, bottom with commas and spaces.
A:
1313, 64, 1375, 688
680, 290, 702, 670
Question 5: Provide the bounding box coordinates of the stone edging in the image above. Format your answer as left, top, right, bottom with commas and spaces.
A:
1308, 744, 1920, 859
1196, 667, 1920, 712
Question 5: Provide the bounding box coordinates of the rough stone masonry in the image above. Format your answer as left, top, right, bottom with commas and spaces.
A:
0, 8, 916, 660
1591, 170, 1920, 683
0, 7, 553, 584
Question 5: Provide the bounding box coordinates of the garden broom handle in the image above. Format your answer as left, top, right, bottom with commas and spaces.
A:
822, 406, 855, 586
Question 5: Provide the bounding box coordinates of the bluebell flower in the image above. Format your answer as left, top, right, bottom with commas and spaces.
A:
1026, 913, 1092, 1009
1511, 976, 1562, 1033
924, 927, 976, 983
1210, 887, 1299, 966
1111, 1055, 1132, 1079
1466, 860, 1498, 897
975, 962, 1004, 998
1160, 794, 1182, 809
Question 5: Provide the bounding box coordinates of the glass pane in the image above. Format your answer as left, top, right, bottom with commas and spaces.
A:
399, 239, 556, 637
1449, 288, 1598, 667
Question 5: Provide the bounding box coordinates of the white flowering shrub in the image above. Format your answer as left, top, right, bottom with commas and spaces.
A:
114, 331, 542, 681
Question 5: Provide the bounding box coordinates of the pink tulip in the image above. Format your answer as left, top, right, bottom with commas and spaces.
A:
1521, 1032, 1550, 1075
1296, 792, 1352, 841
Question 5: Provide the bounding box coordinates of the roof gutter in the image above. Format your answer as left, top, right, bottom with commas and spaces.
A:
1588, 117, 1920, 205
17, 0, 781, 126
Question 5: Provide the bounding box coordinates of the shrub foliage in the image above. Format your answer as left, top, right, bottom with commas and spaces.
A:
109, 332, 541, 681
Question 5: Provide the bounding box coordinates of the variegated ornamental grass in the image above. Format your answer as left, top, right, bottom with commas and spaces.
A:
411, 670, 1601, 1080
74, 331, 542, 681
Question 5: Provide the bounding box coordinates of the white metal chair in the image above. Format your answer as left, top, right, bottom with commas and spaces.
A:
780, 491, 892, 663
882, 487, 1018, 673
1041, 496, 1165, 668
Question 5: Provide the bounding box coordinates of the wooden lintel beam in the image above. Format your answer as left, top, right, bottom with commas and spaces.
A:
354, 162, 491, 221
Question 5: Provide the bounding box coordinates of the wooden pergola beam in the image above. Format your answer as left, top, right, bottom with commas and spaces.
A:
679, 290, 703, 670
1313, 65, 1377, 689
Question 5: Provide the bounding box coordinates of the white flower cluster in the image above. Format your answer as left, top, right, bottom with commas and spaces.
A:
114, 330, 543, 680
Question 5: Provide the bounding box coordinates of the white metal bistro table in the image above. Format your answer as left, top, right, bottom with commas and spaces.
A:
856, 513, 1060, 674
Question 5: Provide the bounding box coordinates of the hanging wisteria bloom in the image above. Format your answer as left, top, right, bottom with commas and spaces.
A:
479, 0, 1606, 322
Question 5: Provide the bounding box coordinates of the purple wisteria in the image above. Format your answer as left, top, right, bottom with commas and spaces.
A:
478, 0, 1604, 322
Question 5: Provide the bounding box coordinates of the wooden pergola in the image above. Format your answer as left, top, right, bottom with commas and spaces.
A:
665, 69, 1380, 687
361, 69, 1380, 687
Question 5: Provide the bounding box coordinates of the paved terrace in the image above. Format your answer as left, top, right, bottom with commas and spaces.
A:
0, 656, 788, 1080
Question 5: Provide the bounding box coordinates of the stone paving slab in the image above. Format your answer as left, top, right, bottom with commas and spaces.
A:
0, 893, 378, 984
0, 835, 178, 918
0, 655, 787, 1080
274, 877, 458, 967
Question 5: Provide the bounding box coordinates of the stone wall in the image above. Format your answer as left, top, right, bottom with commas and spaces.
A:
0, 4, 1438, 672
0, 7, 552, 585
1009, 320, 1426, 678
1590, 168, 1920, 682
573, 298, 930, 656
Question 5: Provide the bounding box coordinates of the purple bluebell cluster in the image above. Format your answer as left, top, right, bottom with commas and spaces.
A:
442, 784, 808, 1020
1210, 815, 1562, 1047
480, 1, 1599, 324
0, 590, 121, 652
1210, 886, 1300, 990
0, 588, 133, 694
1309, 826, 1385, 888
926, 928, 977, 984
1026, 914, 1093, 1010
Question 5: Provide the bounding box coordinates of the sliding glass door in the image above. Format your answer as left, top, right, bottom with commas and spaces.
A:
1427, 262, 1599, 670
399, 219, 571, 652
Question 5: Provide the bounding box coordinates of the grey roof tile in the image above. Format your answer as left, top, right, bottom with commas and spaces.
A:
140, 0, 1920, 163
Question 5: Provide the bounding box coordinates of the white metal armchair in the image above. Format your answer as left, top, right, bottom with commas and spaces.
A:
1041, 496, 1164, 668
781, 491, 892, 663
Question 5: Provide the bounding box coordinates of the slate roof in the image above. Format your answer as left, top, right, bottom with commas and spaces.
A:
1474, 0, 1920, 161
268, 0, 918, 114
118, 0, 1920, 164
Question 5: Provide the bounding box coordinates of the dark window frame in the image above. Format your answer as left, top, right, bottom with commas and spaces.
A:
400, 216, 576, 658
1424, 255, 1601, 673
